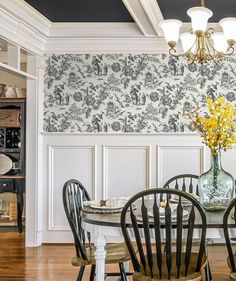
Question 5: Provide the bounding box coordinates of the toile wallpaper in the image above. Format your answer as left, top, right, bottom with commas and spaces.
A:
44, 54, 236, 133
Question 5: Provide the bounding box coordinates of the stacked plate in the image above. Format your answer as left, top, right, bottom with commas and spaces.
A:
83, 197, 128, 213
148, 206, 189, 222
171, 194, 199, 207
0, 154, 12, 175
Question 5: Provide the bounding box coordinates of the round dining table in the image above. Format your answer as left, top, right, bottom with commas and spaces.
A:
82, 207, 235, 281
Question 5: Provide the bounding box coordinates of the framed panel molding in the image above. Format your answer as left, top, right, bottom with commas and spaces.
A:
48, 145, 97, 231
102, 145, 151, 199
157, 145, 205, 188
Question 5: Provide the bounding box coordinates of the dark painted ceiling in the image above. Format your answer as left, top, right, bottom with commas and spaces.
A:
25, 0, 236, 23
24, 0, 134, 22
157, 0, 236, 22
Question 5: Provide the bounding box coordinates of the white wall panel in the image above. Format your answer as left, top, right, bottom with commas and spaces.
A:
48, 145, 96, 231
221, 146, 236, 179
157, 146, 205, 187
103, 146, 151, 198
41, 134, 217, 243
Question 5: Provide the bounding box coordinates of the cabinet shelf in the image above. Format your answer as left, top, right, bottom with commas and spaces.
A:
0, 62, 37, 80
0, 149, 20, 153
0, 175, 25, 179
0, 98, 26, 103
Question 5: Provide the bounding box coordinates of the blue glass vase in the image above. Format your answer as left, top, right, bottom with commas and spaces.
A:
198, 153, 235, 211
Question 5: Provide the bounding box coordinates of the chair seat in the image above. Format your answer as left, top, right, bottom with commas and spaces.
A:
227, 255, 236, 280
72, 242, 132, 266
132, 253, 207, 281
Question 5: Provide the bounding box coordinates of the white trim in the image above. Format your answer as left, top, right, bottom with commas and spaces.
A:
40, 132, 200, 136
47, 145, 97, 231
156, 145, 205, 187
0, 62, 37, 79
122, 0, 156, 37
102, 145, 151, 199
45, 37, 170, 53
139, 0, 164, 36
49, 22, 142, 38
0, 0, 51, 35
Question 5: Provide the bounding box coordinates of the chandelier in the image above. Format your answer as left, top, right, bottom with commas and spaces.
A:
159, 0, 236, 64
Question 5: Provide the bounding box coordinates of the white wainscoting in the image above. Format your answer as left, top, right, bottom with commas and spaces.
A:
41, 133, 236, 243
103, 145, 151, 198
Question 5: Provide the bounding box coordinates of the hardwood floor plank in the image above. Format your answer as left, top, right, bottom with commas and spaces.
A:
0, 231, 232, 280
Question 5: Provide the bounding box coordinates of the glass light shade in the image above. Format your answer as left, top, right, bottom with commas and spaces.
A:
211, 32, 228, 52
180, 32, 196, 52
159, 19, 182, 43
187, 7, 213, 32
219, 17, 236, 41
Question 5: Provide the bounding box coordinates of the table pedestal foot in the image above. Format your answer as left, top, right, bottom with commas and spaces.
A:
94, 234, 106, 281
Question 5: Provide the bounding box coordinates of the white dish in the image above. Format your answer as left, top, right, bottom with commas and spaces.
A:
148, 208, 188, 219
84, 197, 128, 210
0, 154, 12, 175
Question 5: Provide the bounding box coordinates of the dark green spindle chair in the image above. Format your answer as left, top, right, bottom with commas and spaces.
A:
121, 188, 208, 280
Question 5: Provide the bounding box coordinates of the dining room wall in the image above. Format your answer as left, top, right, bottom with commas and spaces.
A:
41, 53, 236, 242
44, 54, 236, 133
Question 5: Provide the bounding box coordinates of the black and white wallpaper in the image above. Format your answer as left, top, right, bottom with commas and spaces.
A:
44, 54, 236, 133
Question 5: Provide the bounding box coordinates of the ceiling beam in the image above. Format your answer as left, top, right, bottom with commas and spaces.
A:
139, 0, 164, 36
122, 0, 164, 37
122, 0, 157, 37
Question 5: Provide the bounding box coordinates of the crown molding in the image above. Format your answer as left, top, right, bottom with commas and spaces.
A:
1, 0, 51, 36
0, 0, 50, 55
49, 22, 142, 38
45, 37, 169, 53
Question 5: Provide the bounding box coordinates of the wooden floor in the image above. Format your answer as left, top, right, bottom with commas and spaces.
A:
0, 231, 231, 280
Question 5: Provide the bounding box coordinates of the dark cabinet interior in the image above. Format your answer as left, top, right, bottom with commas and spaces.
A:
0, 98, 26, 232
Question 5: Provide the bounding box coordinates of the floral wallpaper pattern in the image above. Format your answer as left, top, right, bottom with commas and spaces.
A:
44, 54, 236, 133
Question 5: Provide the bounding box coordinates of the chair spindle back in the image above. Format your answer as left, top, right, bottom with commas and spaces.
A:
163, 174, 199, 195
121, 188, 206, 279
223, 197, 236, 272
62, 179, 91, 261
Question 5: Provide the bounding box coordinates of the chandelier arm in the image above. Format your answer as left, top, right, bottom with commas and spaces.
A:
226, 46, 235, 56
168, 35, 199, 59
206, 37, 222, 56
206, 28, 214, 37
189, 52, 198, 64
204, 43, 222, 63
169, 48, 189, 58
205, 37, 216, 61
206, 41, 223, 63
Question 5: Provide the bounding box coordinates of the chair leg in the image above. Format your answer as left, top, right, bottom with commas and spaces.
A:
76, 266, 85, 281
119, 263, 128, 281
89, 264, 96, 281
205, 262, 212, 281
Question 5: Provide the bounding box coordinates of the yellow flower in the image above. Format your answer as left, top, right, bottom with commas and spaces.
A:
190, 97, 236, 155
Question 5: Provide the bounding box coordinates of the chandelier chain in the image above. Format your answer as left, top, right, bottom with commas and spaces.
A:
201, 0, 205, 7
